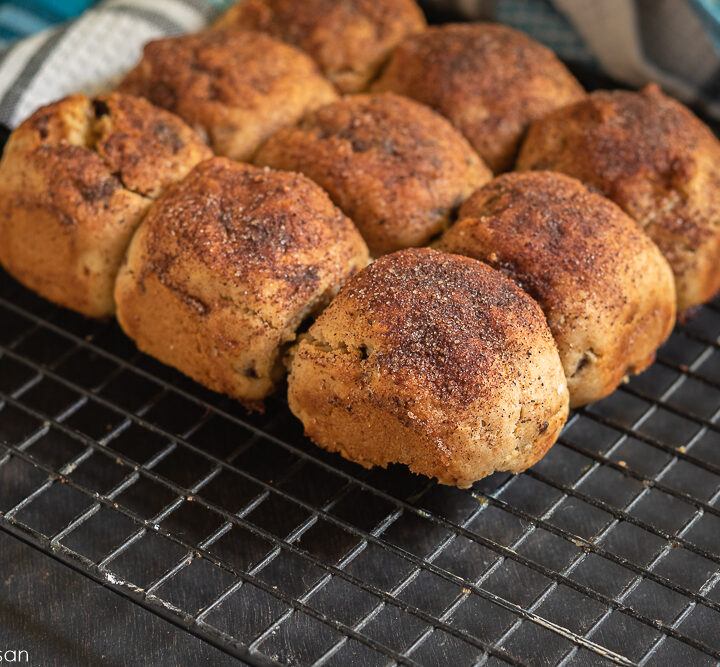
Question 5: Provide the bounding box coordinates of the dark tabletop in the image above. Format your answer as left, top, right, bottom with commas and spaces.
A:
0, 530, 244, 666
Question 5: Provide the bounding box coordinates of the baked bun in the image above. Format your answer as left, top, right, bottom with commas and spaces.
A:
437, 172, 676, 407
0, 93, 212, 318
117, 29, 338, 161
287, 248, 569, 487
517, 84, 720, 313
255, 93, 491, 256
372, 23, 585, 172
114, 158, 369, 407
213, 0, 426, 93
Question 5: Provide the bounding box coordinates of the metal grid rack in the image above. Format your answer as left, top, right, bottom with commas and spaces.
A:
1, 258, 720, 667
1, 58, 720, 665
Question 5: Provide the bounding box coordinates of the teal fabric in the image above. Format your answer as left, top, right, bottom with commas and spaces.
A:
0, 0, 234, 49
0, 0, 94, 48
688, 0, 720, 53
494, 0, 595, 65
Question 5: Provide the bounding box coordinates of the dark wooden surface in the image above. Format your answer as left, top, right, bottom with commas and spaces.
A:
0, 530, 244, 666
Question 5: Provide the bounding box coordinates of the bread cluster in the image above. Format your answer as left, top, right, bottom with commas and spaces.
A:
1, 0, 718, 487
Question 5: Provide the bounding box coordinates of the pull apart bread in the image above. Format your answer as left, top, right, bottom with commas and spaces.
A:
0, 93, 212, 318
255, 93, 491, 256
517, 84, 720, 313
117, 29, 338, 161
213, 0, 427, 93
114, 158, 369, 408
3, 15, 707, 488
438, 172, 676, 407
287, 248, 569, 487
372, 23, 585, 173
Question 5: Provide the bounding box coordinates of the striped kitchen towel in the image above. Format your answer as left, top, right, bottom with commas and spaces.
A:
0, 0, 232, 128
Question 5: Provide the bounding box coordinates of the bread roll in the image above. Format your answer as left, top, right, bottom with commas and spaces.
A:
213, 0, 426, 93
117, 29, 338, 161
517, 84, 720, 313
287, 248, 569, 487
438, 172, 676, 407
114, 158, 369, 407
255, 93, 491, 256
0, 93, 212, 318
372, 23, 585, 172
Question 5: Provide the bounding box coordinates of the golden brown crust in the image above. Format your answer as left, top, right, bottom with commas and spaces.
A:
372, 22, 585, 172
287, 248, 569, 487
213, 0, 426, 93
114, 157, 369, 405
0, 93, 211, 317
117, 28, 338, 161
255, 93, 491, 256
438, 172, 677, 407
517, 84, 720, 312
91, 95, 212, 198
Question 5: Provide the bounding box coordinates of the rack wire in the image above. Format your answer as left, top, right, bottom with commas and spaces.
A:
1, 249, 720, 667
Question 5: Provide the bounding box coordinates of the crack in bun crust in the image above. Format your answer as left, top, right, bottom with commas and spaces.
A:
438, 171, 677, 407
114, 157, 369, 407
287, 248, 569, 487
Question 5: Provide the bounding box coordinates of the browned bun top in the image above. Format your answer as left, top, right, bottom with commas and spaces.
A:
453, 171, 651, 310
321, 247, 553, 407
254, 92, 491, 255
0, 92, 212, 318
6, 101, 125, 225
117, 28, 338, 159
6, 92, 212, 200
372, 22, 585, 172
138, 157, 368, 325
213, 0, 426, 92
517, 84, 719, 205
118, 28, 320, 113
